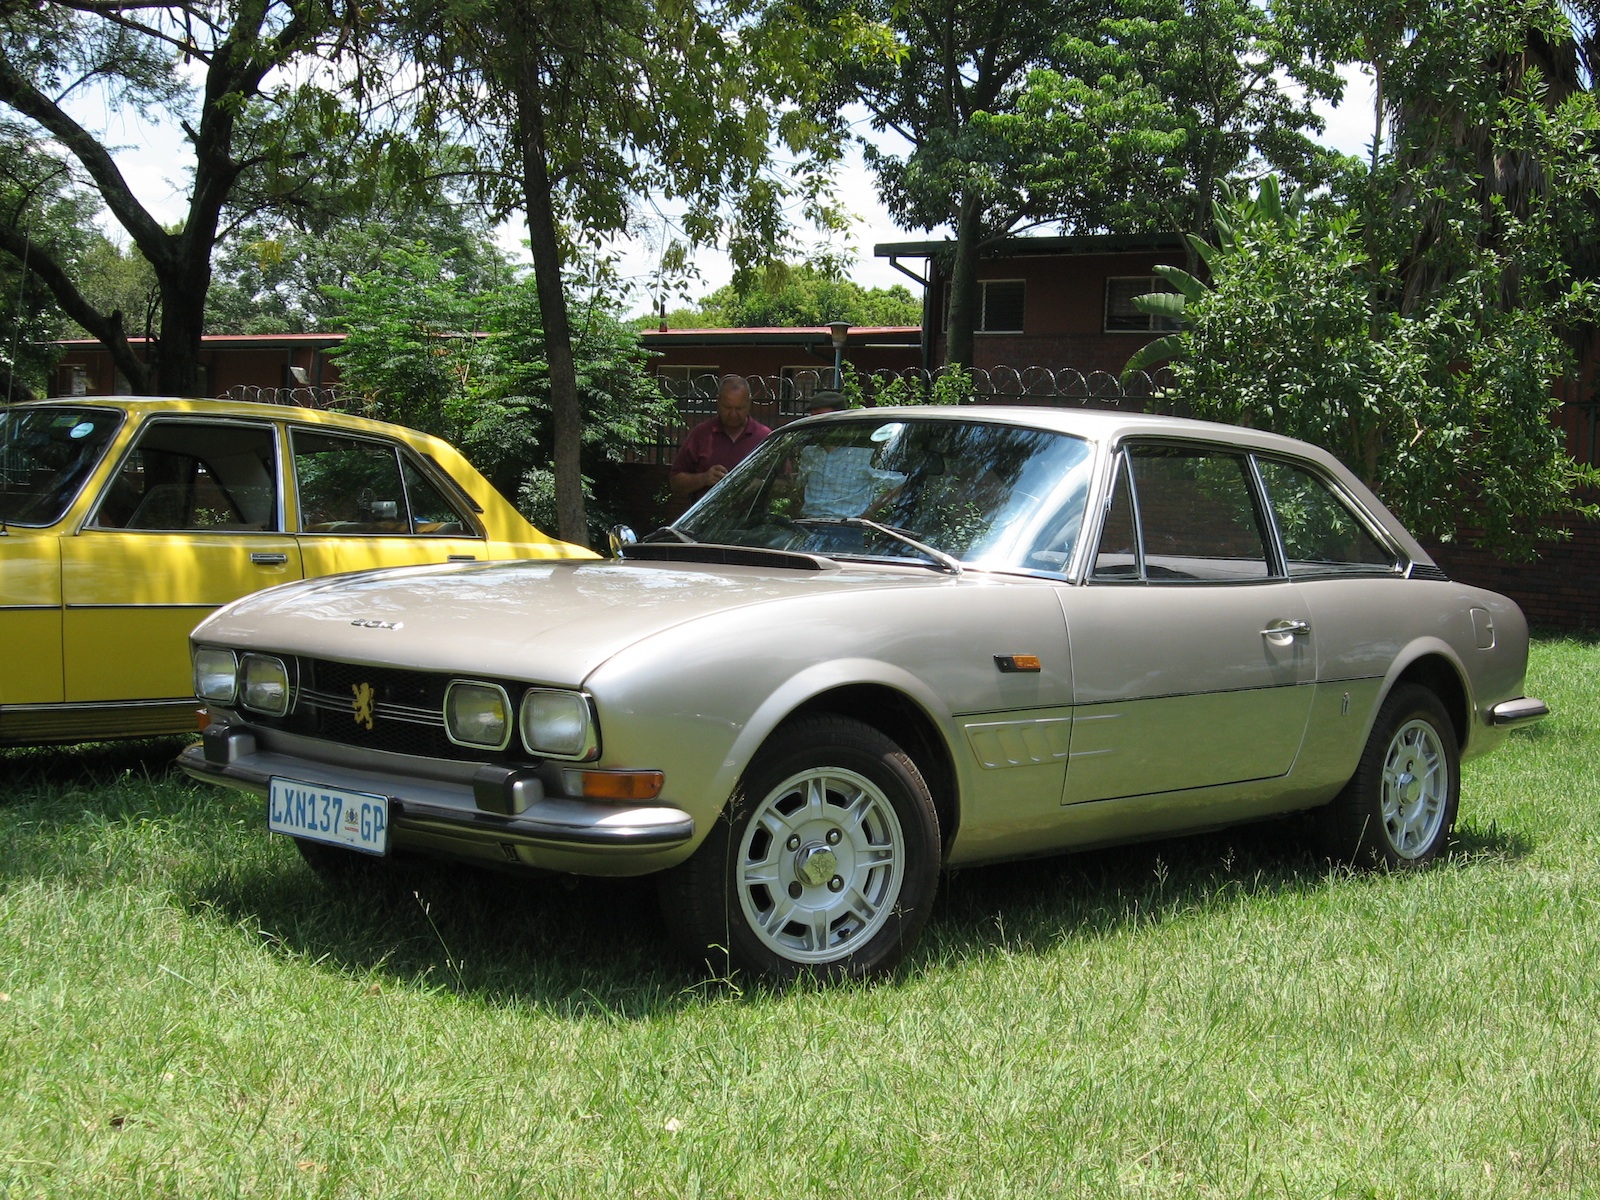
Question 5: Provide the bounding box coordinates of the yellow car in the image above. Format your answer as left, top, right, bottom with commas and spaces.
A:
0, 397, 589, 745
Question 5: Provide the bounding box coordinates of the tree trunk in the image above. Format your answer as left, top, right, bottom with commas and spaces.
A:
945, 193, 984, 369
514, 74, 589, 548
152, 237, 212, 395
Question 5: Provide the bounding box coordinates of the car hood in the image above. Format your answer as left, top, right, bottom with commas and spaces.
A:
195, 556, 958, 685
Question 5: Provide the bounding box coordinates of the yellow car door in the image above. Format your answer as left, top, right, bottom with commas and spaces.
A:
288, 427, 504, 577
0, 531, 64, 706
60, 416, 303, 704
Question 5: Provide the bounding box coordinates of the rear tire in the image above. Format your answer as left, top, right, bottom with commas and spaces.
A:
1318, 683, 1459, 869
659, 715, 941, 982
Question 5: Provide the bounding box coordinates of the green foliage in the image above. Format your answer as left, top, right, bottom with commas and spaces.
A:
1047, 0, 1347, 238
0, 127, 102, 399
73, 236, 159, 336
1137, 165, 1600, 554
870, 365, 974, 407
660, 263, 921, 329
207, 144, 514, 334
0, 0, 367, 394
330, 243, 672, 543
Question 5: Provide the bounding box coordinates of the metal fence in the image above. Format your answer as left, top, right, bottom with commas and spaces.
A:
643, 365, 1185, 461
217, 384, 345, 409
216, 374, 1600, 475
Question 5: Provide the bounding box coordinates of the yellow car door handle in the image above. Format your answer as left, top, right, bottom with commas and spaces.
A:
250, 552, 289, 566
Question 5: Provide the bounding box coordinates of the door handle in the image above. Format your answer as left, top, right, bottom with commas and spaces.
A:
1261, 619, 1310, 639
250, 552, 289, 566
447, 554, 477, 562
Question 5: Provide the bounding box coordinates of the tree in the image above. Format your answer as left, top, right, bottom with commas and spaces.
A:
834, 0, 1341, 368
0, 0, 358, 395
1049, 0, 1345, 242
661, 263, 922, 329
0, 123, 103, 401
204, 184, 505, 331
392, 0, 843, 546
1128, 1, 1600, 555
834, 0, 1109, 369
330, 242, 672, 542
1130, 169, 1600, 554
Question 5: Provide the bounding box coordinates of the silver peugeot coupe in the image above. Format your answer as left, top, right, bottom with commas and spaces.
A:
181, 408, 1547, 979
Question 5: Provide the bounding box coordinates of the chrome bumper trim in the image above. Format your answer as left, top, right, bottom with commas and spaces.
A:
177, 742, 694, 850
1489, 697, 1550, 728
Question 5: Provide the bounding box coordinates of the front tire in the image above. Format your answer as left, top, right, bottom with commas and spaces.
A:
660, 715, 942, 981
1319, 683, 1460, 868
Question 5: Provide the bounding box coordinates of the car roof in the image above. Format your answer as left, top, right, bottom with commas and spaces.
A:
820, 404, 1326, 457
21, 396, 444, 445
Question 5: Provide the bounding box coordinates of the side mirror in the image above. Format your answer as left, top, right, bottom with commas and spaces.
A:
607, 524, 637, 557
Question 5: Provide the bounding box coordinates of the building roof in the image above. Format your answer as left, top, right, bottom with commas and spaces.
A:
874, 233, 1187, 260
56, 333, 346, 350
639, 326, 922, 348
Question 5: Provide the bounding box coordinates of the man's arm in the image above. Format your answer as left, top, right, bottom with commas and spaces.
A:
669, 464, 726, 497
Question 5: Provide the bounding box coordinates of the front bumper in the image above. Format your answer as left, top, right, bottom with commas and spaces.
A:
178, 728, 695, 870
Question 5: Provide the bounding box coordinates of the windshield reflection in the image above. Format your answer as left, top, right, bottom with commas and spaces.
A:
675, 415, 1095, 573
0, 406, 125, 527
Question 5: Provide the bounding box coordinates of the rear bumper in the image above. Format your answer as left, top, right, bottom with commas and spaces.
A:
1489, 697, 1550, 729
178, 734, 695, 862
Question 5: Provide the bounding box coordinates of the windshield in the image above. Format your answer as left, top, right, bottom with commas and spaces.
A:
676, 415, 1096, 573
0, 406, 125, 527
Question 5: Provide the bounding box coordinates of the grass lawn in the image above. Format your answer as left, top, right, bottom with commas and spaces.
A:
2, 639, 1597, 1198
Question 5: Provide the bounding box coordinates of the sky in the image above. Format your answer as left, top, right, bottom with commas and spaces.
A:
79, 65, 1378, 311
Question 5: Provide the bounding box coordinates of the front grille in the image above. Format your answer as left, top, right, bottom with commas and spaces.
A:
257, 656, 527, 764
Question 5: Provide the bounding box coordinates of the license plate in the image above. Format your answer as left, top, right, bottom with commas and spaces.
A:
268, 777, 389, 855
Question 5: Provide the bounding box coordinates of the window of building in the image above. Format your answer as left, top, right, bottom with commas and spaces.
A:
979, 280, 1025, 333
1105, 276, 1180, 333
936, 280, 1026, 332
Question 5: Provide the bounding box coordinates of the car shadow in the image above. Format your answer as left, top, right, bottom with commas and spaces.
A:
182, 809, 1535, 1008
1, 742, 1534, 1008
0, 736, 191, 797
185, 856, 702, 1017
916, 812, 1534, 970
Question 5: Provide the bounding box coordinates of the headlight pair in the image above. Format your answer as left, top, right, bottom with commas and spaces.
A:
192, 648, 291, 716
446, 681, 597, 759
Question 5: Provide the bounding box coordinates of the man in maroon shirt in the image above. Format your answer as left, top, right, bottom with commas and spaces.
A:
669, 374, 772, 503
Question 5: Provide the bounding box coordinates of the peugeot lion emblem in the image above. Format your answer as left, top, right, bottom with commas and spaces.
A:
351, 682, 376, 730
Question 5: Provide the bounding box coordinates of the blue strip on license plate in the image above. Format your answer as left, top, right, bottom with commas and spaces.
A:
268, 777, 389, 855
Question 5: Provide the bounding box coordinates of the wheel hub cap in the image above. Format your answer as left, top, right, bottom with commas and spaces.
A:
1380, 718, 1449, 858
735, 765, 906, 965
795, 844, 839, 887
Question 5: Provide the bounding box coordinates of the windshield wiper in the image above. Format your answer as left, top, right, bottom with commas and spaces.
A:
643, 526, 696, 544
795, 517, 963, 575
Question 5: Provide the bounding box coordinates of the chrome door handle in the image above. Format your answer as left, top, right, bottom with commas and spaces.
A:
447, 554, 477, 562
250, 552, 289, 565
1261, 619, 1310, 638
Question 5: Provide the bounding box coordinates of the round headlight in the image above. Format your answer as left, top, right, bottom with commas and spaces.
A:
444, 681, 513, 750
239, 654, 292, 716
193, 647, 238, 704
519, 689, 597, 759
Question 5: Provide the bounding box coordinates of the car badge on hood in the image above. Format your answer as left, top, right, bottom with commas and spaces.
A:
352, 682, 376, 730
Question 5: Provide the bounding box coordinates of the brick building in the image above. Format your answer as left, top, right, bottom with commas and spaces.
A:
874, 233, 1187, 377
52, 333, 344, 403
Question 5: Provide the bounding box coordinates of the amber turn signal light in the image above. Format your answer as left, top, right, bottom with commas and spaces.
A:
563, 769, 665, 801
